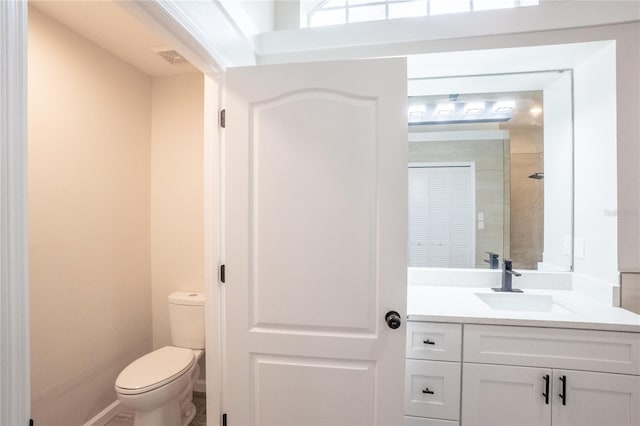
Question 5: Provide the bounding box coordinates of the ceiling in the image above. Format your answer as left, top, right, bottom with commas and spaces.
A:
30, 0, 198, 76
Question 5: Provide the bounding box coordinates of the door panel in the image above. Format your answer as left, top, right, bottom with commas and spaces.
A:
552, 370, 640, 426
224, 58, 407, 425
462, 363, 551, 426
254, 355, 375, 426
250, 91, 377, 334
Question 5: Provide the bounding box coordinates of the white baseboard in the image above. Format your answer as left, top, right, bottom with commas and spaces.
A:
84, 400, 123, 426
194, 378, 206, 394
84, 385, 204, 426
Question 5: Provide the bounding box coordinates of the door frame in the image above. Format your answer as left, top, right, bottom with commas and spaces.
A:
2, 2, 230, 424
0, 2, 29, 424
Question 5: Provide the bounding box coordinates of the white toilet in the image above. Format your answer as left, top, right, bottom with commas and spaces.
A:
115, 291, 205, 426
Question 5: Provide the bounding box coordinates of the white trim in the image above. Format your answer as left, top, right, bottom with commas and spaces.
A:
409, 161, 475, 169
257, 1, 640, 57
204, 74, 223, 426
409, 130, 509, 142
83, 401, 123, 426
0, 1, 30, 424
118, 0, 255, 75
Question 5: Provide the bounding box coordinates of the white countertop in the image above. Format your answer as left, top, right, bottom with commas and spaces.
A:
407, 285, 640, 332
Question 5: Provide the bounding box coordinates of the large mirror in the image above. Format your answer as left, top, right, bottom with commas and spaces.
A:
407, 71, 573, 271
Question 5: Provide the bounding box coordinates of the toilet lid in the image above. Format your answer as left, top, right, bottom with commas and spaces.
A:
115, 346, 195, 395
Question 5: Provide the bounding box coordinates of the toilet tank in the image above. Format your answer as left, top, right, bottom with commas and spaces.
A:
168, 291, 205, 349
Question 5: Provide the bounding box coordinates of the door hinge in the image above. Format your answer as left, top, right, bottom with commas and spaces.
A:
220, 264, 226, 283
220, 109, 226, 128
222, 413, 228, 426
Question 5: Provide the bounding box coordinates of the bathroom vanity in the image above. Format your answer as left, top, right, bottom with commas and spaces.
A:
404, 284, 640, 426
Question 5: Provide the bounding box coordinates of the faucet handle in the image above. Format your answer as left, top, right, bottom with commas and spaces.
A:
503, 259, 522, 276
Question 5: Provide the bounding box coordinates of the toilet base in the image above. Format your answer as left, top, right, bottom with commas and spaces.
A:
133, 400, 181, 426
181, 402, 196, 426
132, 400, 195, 426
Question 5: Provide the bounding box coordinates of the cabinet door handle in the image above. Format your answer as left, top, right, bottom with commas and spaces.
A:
422, 387, 435, 394
423, 339, 436, 345
542, 374, 550, 404
558, 375, 567, 405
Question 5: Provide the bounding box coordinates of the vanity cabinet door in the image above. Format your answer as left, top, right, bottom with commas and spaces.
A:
552, 370, 640, 426
461, 363, 551, 426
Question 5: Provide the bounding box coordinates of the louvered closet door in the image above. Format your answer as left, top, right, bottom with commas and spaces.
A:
409, 165, 475, 268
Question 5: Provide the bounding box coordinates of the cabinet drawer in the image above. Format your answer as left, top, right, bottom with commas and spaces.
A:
464, 325, 640, 375
406, 322, 462, 361
404, 416, 459, 426
405, 359, 461, 420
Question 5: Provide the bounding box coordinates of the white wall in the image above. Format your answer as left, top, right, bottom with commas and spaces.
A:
542, 71, 573, 271
573, 43, 618, 285
28, 7, 152, 424
274, 0, 300, 31
151, 72, 205, 349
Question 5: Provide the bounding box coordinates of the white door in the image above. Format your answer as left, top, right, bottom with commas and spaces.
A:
224, 58, 408, 425
461, 363, 551, 426
552, 370, 640, 426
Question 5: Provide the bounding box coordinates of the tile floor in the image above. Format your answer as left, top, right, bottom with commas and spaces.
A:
105, 392, 206, 426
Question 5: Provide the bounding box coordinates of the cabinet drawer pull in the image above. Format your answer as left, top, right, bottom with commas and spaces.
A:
423, 339, 436, 345
542, 374, 550, 405
422, 387, 435, 394
558, 375, 567, 405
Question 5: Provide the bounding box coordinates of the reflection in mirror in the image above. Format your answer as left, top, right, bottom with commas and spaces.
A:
407, 71, 573, 271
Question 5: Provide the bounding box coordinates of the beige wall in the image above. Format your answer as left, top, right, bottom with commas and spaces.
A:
150, 73, 205, 349
28, 7, 152, 425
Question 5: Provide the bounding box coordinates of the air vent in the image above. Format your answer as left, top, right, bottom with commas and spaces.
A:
151, 46, 187, 65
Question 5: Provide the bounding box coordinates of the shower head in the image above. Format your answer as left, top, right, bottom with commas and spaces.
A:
528, 172, 544, 180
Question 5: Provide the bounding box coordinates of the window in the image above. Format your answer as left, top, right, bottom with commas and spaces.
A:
308, 0, 539, 28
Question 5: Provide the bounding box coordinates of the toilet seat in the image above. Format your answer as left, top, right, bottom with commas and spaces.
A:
116, 346, 195, 395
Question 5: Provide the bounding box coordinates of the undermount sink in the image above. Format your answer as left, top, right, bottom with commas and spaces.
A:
475, 292, 575, 313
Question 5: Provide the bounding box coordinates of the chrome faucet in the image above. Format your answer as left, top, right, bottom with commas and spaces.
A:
492, 259, 523, 292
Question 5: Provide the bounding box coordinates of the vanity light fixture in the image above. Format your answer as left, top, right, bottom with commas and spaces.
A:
530, 106, 543, 116
408, 105, 426, 117
435, 103, 455, 116
493, 101, 515, 113
464, 102, 485, 114
408, 98, 514, 125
